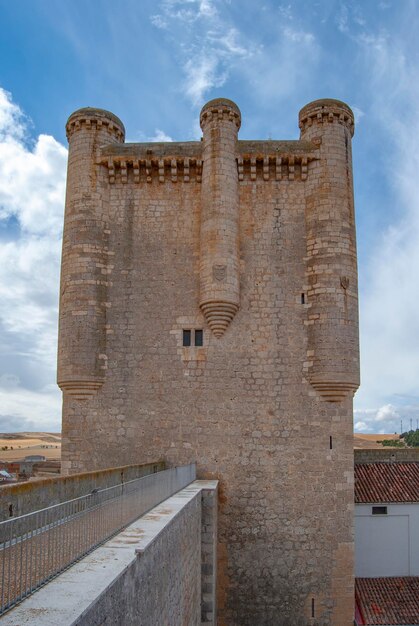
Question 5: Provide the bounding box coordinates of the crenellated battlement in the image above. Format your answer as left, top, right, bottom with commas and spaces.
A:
200, 97, 241, 129
299, 98, 355, 137
66, 108, 125, 142
97, 139, 319, 184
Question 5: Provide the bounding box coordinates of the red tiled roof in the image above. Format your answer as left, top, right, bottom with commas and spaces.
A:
355, 463, 419, 503
356, 577, 419, 625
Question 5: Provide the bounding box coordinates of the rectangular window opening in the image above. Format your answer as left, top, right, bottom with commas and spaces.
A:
301, 293, 305, 304
329, 436, 333, 450
311, 598, 315, 618
182, 329, 191, 347
194, 329, 203, 347
372, 506, 387, 515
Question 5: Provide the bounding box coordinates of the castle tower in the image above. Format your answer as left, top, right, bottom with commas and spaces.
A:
199, 98, 241, 337
59, 97, 360, 626
57, 108, 125, 400
299, 99, 359, 401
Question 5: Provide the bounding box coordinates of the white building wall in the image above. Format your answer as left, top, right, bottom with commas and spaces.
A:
355, 503, 419, 577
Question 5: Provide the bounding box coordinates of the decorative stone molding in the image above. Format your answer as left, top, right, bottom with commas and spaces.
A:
98, 156, 202, 184
309, 377, 358, 402
58, 380, 104, 401
200, 301, 239, 338
236, 154, 314, 181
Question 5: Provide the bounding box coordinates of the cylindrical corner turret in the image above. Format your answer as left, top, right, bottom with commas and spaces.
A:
57, 108, 125, 400
299, 99, 354, 139
300, 99, 359, 402
66, 107, 125, 142
199, 98, 241, 338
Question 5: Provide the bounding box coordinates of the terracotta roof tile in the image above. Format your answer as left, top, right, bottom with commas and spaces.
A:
356, 577, 419, 625
355, 463, 419, 503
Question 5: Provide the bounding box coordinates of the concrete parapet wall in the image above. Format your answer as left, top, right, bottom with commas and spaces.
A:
0, 461, 164, 521
354, 448, 419, 464
1, 480, 218, 626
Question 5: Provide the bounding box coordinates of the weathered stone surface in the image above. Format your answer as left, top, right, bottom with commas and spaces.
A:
59, 97, 360, 625
1, 481, 218, 626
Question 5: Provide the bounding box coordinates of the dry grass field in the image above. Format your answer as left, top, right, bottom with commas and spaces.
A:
353, 433, 401, 449
0, 431, 403, 459
0, 432, 61, 461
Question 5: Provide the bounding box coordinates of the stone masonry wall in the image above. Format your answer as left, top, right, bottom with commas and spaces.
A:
59, 99, 360, 625
74, 492, 202, 626
354, 448, 419, 464
0, 461, 164, 521
1, 481, 217, 626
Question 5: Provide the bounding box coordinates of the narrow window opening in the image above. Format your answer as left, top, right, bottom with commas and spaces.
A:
182, 330, 191, 347
8, 503, 13, 517
329, 436, 333, 450
301, 293, 305, 304
194, 329, 203, 347
372, 506, 387, 515
311, 598, 315, 618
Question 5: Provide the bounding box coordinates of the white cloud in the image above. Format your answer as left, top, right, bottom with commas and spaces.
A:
0, 386, 61, 432
282, 26, 315, 44
353, 31, 419, 422
354, 403, 419, 434
184, 56, 227, 105
150, 0, 254, 106
0, 87, 66, 432
354, 421, 369, 431
153, 0, 218, 25
149, 129, 173, 142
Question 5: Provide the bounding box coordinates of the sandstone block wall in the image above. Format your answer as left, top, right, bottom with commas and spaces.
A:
59, 98, 360, 625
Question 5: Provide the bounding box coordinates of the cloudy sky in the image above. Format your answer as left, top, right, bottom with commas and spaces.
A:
0, 0, 418, 434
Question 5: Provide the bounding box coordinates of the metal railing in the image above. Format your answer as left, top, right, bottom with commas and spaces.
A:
0, 463, 196, 615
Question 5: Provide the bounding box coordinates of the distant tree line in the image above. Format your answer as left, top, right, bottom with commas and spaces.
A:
379, 428, 419, 448
401, 429, 419, 447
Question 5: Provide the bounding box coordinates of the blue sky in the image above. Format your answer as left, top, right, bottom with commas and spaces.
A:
0, 0, 418, 434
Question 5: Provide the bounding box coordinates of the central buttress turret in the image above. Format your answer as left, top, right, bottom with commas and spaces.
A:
199, 98, 241, 337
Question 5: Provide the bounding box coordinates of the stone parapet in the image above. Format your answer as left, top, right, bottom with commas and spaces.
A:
1, 481, 218, 626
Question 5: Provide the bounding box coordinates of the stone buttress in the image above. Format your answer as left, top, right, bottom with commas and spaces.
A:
57, 108, 125, 399
300, 99, 360, 402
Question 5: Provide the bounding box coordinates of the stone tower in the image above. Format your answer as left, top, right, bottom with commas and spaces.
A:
58, 98, 359, 625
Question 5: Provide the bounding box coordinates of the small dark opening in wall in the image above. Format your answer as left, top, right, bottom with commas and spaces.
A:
301, 293, 305, 304
330, 436, 333, 450
194, 329, 203, 347
182, 330, 191, 347
8, 503, 13, 517
372, 506, 387, 515
311, 598, 315, 618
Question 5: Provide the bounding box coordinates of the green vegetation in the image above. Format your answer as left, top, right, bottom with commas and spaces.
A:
401, 429, 419, 447
376, 429, 419, 448
380, 439, 405, 447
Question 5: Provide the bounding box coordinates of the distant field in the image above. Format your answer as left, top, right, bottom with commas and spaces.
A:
0, 432, 61, 461
354, 433, 400, 449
